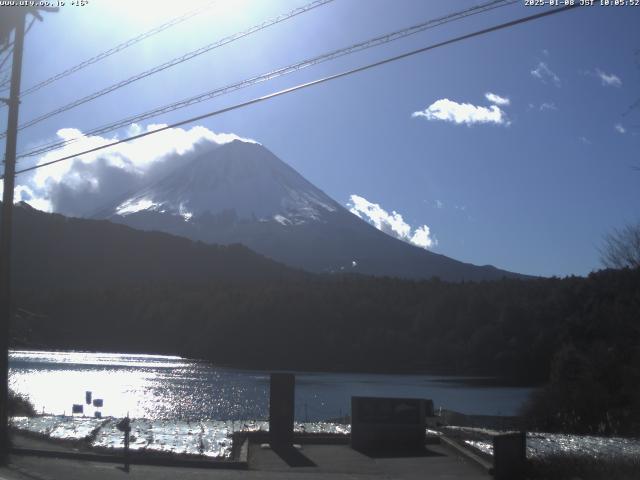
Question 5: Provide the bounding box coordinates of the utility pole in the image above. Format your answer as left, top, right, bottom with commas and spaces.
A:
0, 7, 26, 464
0, 5, 56, 464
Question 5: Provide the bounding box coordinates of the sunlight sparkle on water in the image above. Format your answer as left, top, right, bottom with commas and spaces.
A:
10, 350, 534, 420
9, 350, 265, 420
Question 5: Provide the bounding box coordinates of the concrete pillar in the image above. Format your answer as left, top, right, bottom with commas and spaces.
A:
269, 373, 295, 446
493, 431, 527, 480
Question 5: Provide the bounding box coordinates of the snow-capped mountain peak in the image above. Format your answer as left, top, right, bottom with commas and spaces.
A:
100, 139, 523, 281
112, 140, 338, 225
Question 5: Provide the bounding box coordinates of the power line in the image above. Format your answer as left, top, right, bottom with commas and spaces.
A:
0, 72, 11, 91
14, 0, 516, 159
0, 0, 335, 140
0, 50, 11, 87
0, 53, 12, 79
0, 42, 13, 57
0, 0, 220, 98
4, 3, 579, 181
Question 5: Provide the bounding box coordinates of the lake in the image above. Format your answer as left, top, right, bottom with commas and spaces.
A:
11, 349, 639, 462
9, 349, 533, 420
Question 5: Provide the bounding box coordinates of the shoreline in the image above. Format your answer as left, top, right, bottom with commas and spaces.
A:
11, 410, 640, 471
9, 408, 518, 461
8, 347, 543, 387
9, 414, 352, 461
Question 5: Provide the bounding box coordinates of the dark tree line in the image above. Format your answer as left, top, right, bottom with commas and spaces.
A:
11, 267, 640, 435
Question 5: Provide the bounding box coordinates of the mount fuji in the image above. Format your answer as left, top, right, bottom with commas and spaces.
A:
95, 140, 522, 281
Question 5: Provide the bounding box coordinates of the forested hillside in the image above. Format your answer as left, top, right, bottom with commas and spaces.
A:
6, 203, 640, 434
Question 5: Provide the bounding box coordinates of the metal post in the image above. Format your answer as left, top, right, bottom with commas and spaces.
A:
0, 9, 26, 464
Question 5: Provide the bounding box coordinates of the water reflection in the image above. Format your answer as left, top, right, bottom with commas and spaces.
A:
10, 351, 269, 420
10, 350, 188, 368
9, 349, 533, 421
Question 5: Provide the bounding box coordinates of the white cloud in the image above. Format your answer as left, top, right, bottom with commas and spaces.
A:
410, 225, 435, 249
485, 92, 510, 106
528, 102, 557, 112
615, 124, 626, 134
12, 124, 257, 217
435, 199, 444, 209
412, 98, 508, 126
0, 182, 53, 212
531, 62, 561, 87
348, 194, 437, 250
579, 136, 592, 145
595, 69, 622, 87
15, 185, 53, 212
32, 124, 256, 189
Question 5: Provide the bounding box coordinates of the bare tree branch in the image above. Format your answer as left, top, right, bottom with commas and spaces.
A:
600, 222, 640, 269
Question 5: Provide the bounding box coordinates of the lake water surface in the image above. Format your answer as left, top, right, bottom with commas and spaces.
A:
10, 350, 639, 461
9, 349, 533, 420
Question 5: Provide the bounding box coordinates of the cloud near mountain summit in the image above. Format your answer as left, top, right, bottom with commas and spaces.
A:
7, 124, 256, 217
348, 194, 436, 249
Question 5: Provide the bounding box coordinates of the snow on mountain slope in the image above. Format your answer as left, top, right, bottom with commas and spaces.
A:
100, 140, 524, 281
112, 140, 338, 225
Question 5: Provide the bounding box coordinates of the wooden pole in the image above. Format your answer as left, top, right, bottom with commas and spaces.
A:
0, 8, 26, 464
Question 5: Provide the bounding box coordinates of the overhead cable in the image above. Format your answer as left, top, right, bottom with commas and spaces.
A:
1, 0, 336, 138
4, 4, 579, 180
0, 0, 220, 98
15, 0, 515, 158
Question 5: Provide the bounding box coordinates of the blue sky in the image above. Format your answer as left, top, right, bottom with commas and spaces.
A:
1, 0, 639, 277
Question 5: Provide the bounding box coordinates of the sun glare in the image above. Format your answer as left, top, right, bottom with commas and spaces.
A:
103, 0, 250, 29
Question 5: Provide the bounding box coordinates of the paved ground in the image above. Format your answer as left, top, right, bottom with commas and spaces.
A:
249, 442, 489, 479
0, 442, 489, 480
11, 433, 84, 453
